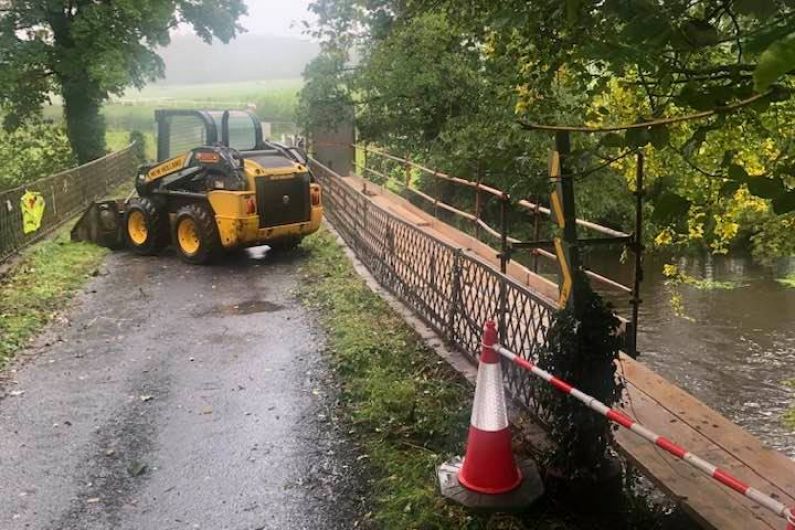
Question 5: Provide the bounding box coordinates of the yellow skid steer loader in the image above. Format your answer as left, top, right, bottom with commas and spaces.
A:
72, 110, 322, 264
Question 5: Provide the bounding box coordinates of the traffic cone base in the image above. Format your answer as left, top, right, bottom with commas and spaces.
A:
438, 456, 543, 511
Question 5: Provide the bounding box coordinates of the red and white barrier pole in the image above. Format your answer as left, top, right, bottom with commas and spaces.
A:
493, 339, 795, 528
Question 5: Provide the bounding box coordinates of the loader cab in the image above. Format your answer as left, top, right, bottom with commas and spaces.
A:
154, 109, 306, 164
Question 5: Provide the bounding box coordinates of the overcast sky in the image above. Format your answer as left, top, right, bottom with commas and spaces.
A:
240, 0, 316, 38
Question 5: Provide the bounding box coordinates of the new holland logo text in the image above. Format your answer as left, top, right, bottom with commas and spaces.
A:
147, 156, 185, 181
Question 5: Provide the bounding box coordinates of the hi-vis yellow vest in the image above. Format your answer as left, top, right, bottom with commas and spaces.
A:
21, 190, 46, 234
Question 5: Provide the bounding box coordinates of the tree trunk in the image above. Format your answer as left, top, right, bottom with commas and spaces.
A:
61, 75, 107, 164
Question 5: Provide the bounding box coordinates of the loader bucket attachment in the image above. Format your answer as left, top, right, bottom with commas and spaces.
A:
71, 200, 126, 250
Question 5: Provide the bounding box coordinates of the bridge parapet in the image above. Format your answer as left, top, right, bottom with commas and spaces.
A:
310, 156, 795, 530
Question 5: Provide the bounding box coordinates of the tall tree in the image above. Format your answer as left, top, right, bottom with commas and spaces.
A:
0, 0, 246, 163
301, 0, 795, 260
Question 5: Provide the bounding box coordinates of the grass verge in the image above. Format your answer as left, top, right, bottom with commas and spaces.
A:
298, 228, 591, 529
784, 381, 795, 429
0, 228, 108, 367
776, 274, 795, 288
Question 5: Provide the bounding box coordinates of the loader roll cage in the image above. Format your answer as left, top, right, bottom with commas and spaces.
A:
155, 109, 266, 162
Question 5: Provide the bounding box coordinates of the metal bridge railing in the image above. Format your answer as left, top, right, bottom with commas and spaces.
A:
0, 145, 138, 265
351, 143, 639, 355
310, 157, 559, 424
355, 144, 635, 292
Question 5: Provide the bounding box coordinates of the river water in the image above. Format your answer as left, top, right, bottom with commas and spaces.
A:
573, 251, 795, 458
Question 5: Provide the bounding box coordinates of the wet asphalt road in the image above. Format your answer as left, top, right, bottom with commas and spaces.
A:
0, 248, 362, 530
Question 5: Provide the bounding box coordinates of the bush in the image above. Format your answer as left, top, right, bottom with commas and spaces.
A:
129, 130, 148, 164
0, 118, 76, 191
537, 272, 624, 479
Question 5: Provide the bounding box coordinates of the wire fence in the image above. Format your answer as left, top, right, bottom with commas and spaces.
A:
0, 145, 138, 265
310, 157, 559, 423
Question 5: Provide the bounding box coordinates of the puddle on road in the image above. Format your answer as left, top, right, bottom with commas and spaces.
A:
194, 300, 285, 317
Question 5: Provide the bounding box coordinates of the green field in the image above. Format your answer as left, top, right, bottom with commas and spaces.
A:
44, 78, 303, 142
105, 129, 156, 161
0, 78, 303, 190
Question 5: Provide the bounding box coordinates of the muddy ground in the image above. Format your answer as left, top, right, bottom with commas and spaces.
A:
0, 248, 366, 530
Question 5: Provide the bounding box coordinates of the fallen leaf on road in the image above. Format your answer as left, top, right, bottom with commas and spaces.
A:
127, 462, 147, 477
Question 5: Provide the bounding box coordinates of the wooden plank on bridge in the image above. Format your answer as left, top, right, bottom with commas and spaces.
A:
335, 172, 795, 530
617, 357, 795, 530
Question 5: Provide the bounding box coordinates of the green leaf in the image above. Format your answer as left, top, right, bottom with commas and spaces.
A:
750, 96, 771, 113
727, 164, 749, 182
600, 133, 625, 148
747, 176, 785, 199
625, 127, 650, 148
720, 180, 741, 197
649, 125, 669, 149
772, 191, 795, 214
747, 24, 795, 54
770, 84, 793, 102
734, 0, 777, 17
678, 83, 735, 111
754, 33, 795, 92
652, 192, 691, 223
681, 127, 708, 157
680, 20, 719, 48
566, 0, 581, 26
720, 150, 736, 168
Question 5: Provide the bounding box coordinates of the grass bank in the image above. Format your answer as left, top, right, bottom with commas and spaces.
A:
298, 228, 587, 529
777, 274, 795, 288
784, 381, 795, 429
0, 230, 108, 367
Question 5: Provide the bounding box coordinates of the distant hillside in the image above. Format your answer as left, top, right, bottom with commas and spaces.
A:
156, 33, 319, 85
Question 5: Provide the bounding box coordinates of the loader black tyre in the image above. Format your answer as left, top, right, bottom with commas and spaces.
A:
124, 197, 169, 255
173, 203, 222, 265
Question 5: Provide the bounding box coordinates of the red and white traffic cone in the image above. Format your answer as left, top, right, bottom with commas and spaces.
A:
787, 508, 795, 530
457, 320, 522, 494
437, 320, 543, 509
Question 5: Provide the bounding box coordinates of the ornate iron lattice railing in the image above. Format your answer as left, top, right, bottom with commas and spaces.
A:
351, 143, 638, 355
0, 145, 138, 265
311, 157, 558, 423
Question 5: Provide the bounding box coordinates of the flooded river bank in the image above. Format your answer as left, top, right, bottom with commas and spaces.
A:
584, 252, 795, 457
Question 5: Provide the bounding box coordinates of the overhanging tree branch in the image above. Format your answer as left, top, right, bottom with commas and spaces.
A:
518, 91, 773, 133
